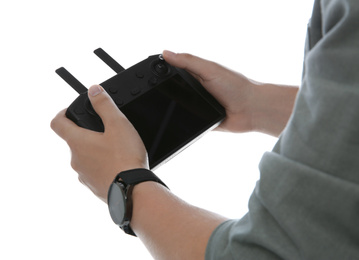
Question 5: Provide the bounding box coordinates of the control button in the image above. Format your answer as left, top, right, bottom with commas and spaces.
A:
115, 98, 124, 106
148, 76, 158, 86
131, 87, 141, 95
109, 86, 118, 94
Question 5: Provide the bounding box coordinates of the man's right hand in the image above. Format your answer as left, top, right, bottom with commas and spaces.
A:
162, 51, 299, 137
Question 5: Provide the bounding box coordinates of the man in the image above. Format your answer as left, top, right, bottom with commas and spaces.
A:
51, 0, 359, 259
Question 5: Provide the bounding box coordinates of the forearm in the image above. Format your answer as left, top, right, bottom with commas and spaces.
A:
250, 82, 299, 137
131, 182, 228, 260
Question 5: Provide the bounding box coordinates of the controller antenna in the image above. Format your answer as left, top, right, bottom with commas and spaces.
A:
55, 67, 88, 94
94, 48, 125, 74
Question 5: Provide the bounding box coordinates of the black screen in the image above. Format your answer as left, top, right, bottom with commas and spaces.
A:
121, 74, 223, 168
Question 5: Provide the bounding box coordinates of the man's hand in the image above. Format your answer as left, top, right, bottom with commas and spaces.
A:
163, 51, 299, 137
51, 85, 148, 202
163, 50, 255, 133
51, 85, 227, 260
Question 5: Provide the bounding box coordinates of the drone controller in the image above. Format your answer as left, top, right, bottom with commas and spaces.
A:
56, 48, 226, 169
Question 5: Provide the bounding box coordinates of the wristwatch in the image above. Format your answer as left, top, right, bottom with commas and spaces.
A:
107, 168, 168, 236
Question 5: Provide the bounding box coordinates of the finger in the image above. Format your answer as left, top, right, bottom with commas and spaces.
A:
162, 50, 219, 82
87, 85, 125, 128
50, 109, 85, 141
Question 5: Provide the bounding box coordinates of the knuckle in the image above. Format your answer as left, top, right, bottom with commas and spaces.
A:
70, 158, 79, 172
180, 53, 194, 62
50, 118, 57, 130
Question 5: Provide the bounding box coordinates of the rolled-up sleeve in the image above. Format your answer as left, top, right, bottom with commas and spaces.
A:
206, 0, 359, 259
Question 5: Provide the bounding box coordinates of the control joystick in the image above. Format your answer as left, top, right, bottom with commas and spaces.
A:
155, 63, 168, 75
151, 57, 170, 77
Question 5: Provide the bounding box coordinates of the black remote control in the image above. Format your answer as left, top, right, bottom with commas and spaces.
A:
56, 48, 226, 169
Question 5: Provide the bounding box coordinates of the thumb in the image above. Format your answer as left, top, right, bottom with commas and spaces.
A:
88, 85, 124, 127
162, 50, 219, 82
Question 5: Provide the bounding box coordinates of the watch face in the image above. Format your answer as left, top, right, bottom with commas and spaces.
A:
108, 182, 126, 225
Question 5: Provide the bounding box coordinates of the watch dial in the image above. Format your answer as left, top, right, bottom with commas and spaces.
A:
108, 182, 126, 225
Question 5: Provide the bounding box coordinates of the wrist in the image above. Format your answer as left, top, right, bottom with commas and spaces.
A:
250, 82, 299, 136
130, 181, 172, 237
130, 181, 227, 260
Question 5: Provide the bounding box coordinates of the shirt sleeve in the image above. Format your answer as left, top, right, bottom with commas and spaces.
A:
206, 0, 359, 259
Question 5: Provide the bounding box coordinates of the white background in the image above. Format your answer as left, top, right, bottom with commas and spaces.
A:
1, 0, 314, 259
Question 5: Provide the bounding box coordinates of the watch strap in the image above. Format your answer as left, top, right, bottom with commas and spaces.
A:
117, 168, 169, 189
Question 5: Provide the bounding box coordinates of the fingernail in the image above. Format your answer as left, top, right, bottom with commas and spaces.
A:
89, 85, 103, 97
163, 50, 176, 58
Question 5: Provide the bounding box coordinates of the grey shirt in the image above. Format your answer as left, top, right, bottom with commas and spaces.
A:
206, 0, 359, 259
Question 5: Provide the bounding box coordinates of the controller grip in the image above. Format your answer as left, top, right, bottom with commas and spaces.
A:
66, 93, 105, 132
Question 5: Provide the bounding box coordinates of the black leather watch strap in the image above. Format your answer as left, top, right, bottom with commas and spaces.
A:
117, 168, 169, 189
